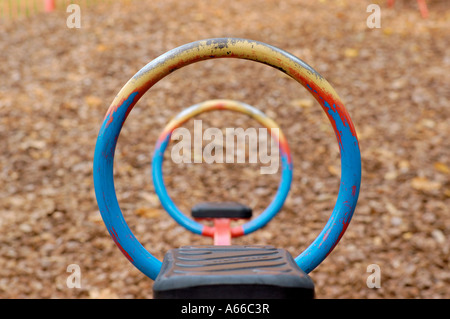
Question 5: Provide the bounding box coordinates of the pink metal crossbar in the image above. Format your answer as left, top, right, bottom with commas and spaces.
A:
387, 0, 429, 18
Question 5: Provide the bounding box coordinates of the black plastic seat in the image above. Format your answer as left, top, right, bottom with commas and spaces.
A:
153, 245, 315, 299
191, 202, 252, 219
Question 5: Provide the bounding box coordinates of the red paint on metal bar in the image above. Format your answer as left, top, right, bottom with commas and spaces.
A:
201, 225, 215, 237
287, 66, 357, 152
44, 0, 55, 13
231, 225, 245, 237
110, 227, 134, 262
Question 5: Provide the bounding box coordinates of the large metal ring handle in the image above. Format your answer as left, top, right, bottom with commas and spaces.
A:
152, 99, 293, 238
93, 38, 361, 279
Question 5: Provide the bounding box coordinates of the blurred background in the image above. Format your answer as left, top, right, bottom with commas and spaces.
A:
0, 0, 448, 298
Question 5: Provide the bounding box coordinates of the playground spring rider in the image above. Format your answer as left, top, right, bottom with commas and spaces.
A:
93, 38, 361, 299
